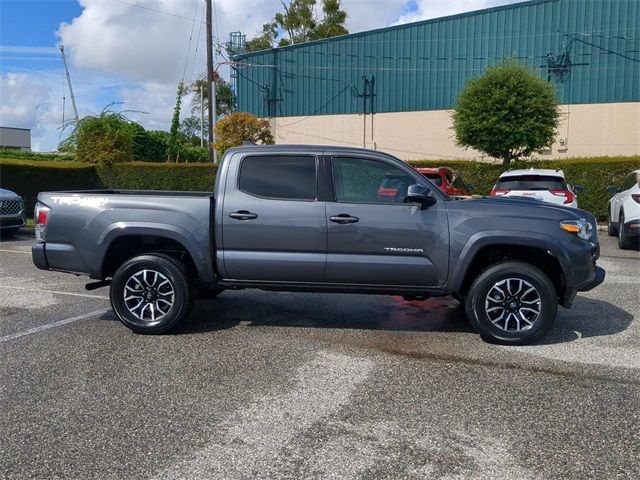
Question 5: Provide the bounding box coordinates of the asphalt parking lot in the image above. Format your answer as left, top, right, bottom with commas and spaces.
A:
1, 232, 639, 479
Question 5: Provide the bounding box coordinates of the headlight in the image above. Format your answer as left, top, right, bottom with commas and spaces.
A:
560, 219, 592, 240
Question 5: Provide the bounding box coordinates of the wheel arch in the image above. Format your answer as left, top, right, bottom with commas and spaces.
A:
450, 233, 569, 301
96, 223, 209, 281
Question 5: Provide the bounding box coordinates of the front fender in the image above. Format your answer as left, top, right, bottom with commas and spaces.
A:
448, 230, 573, 293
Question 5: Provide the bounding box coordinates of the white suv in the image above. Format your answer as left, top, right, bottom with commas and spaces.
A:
607, 169, 640, 250
490, 168, 582, 208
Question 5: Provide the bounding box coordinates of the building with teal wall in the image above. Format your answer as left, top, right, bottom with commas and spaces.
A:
232, 0, 639, 159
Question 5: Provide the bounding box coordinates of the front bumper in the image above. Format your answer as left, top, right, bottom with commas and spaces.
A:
561, 265, 605, 308
0, 214, 26, 230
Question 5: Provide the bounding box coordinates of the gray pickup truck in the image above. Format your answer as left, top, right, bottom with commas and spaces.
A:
32, 145, 604, 344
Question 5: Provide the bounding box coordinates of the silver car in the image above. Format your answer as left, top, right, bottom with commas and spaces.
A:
0, 188, 26, 236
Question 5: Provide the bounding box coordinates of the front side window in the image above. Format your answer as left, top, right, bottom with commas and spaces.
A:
332, 157, 418, 204
239, 155, 317, 200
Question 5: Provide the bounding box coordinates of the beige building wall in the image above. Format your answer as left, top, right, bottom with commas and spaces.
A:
270, 102, 640, 161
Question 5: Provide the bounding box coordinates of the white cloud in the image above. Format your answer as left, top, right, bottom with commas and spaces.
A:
393, 0, 522, 25
0, 73, 53, 137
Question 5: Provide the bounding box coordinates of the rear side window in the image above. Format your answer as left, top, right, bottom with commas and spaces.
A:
239, 155, 317, 200
495, 175, 567, 191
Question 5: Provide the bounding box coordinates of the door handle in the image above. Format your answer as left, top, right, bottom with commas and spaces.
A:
329, 214, 359, 224
229, 210, 258, 220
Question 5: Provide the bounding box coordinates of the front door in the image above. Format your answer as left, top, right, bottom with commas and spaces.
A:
325, 155, 449, 287
221, 153, 326, 282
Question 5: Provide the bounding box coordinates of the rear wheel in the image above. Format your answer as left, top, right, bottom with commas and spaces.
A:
465, 262, 557, 345
607, 206, 617, 236
110, 254, 195, 334
618, 212, 638, 250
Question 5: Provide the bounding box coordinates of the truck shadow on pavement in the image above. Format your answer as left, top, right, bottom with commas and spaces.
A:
173, 293, 633, 345
536, 296, 634, 345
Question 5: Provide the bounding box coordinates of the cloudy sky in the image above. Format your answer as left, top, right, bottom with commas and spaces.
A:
1, 0, 521, 151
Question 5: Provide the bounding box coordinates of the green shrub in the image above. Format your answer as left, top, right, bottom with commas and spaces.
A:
0, 159, 102, 213
96, 162, 216, 191
0, 158, 217, 213
1, 155, 637, 219
0, 149, 76, 162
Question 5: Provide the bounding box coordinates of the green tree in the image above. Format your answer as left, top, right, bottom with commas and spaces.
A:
59, 105, 138, 164
180, 74, 235, 145
167, 82, 186, 162
452, 61, 560, 164
245, 0, 348, 52
213, 112, 274, 157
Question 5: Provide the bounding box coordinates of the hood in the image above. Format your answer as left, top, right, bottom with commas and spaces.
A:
452, 196, 589, 219
0, 188, 22, 200
446, 196, 598, 243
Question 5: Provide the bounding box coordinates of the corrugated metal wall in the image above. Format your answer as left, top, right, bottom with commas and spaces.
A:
234, 0, 639, 118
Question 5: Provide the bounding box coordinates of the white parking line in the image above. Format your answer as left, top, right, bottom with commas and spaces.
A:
0, 309, 109, 343
0, 285, 109, 300
0, 249, 31, 254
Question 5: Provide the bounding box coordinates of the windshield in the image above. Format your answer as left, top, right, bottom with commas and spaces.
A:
495, 175, 567, 191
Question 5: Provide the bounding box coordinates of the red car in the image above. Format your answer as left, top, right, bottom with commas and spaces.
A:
416, 167, 473, 196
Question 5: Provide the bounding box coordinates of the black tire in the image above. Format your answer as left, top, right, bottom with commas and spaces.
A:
607, 206, 617, 236
110, 254, 195, 334
618, 211, 638, 250
464, 261, 557, 345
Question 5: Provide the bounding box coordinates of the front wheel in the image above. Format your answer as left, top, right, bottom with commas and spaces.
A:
465, 262, 557, 345
110, 254, 195, 334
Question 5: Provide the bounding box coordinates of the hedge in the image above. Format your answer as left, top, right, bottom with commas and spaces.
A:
1, 156, 638, 219
0, 159, 217, 213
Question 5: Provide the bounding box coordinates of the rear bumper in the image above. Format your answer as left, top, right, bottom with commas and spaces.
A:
623, 219, 640, 237
32, 243, 49, 270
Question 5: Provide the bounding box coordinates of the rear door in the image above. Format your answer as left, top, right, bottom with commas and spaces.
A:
220, 153, 326, 282
324, 155, 449, 287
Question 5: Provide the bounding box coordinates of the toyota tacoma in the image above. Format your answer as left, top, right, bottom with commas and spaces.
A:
32, 145, 605, 344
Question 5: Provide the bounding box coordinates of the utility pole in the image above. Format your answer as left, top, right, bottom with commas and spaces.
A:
59, 45, 79, 122
205, 0, 215, 163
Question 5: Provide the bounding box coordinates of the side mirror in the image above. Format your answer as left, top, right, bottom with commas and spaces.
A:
405, 183, 436, 208
606, 185, 619, 194
573, 184, 585, 193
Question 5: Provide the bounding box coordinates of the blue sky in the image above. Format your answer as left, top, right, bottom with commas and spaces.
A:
0, 0, 520, 151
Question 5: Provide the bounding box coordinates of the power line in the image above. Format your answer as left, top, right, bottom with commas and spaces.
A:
189, 1, 206, 82
109, 0, 205, 23
181, 0, 200, 83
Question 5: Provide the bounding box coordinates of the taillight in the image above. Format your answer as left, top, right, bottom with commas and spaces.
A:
490, 189, 509, 196
550, 189, 574, 205
632, 194, 640, 204
34, 203, 50, 243
35, 203, 50, 225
